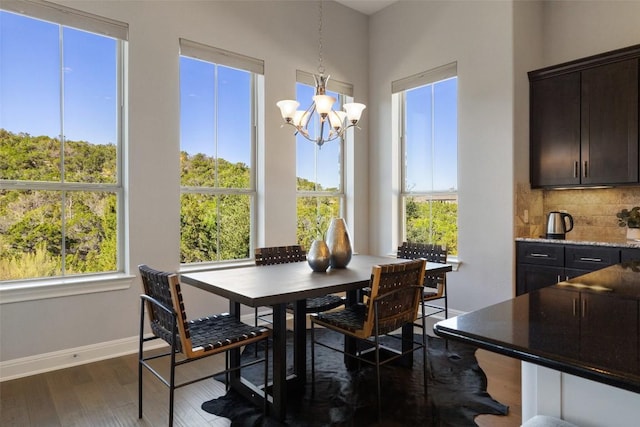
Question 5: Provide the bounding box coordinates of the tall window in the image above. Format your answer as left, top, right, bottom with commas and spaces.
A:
296, 71, 349, 250
395, 64, 458, 254
0, 3, 127, 281
179, 39, 262, 264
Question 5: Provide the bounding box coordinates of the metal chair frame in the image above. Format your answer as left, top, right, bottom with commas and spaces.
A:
310, 259, 428, 422
138, 265, 271, 427
397, 241, 449, 321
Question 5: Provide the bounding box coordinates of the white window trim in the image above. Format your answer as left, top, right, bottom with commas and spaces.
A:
295, 76, 351, 246
0, 3, 129, 299
394, 64, 459, 256
0, 274, 135, 304
178, 41, 262, 266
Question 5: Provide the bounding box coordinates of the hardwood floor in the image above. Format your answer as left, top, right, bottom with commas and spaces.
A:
1, 342, 521, 426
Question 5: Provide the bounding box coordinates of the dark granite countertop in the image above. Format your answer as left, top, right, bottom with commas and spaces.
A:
516, 237, 640, 249
434, 262, 640, 393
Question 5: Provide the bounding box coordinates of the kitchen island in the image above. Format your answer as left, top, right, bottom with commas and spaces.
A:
434, 262, 640, 426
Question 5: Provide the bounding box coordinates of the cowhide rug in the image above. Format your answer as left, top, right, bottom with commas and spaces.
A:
202, 330, 508, 426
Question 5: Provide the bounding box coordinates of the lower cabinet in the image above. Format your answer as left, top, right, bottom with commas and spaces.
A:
621, 247, 640, 262
530, 285, 638, 372
516, 241, 622, 296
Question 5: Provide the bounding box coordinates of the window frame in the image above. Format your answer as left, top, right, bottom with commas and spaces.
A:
295, 71, 350, 249
0, 1, 130, 302
394, 63, 459, 255
178, 39, 262, 268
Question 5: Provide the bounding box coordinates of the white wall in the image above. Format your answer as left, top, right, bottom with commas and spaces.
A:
0, 0, 368, 365
369, 0, 516, 312
3, 0, 640, 377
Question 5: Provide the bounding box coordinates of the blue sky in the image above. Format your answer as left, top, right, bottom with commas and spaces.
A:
1, 11, 117, 146
1, 9, 456, 192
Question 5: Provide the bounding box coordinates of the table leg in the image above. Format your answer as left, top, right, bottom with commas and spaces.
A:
229, 300, 242, 380
293, 299, 307, 381
271, 303, 287, 420
401, 323, 415, 368
344, 289, 360, 370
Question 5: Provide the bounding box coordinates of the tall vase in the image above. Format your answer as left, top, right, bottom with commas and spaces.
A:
307, 240, 331, 272
326, 218, 352, 268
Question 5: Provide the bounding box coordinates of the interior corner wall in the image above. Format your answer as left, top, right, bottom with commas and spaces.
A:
0, 0, 368, 365
369, 1, 516, 312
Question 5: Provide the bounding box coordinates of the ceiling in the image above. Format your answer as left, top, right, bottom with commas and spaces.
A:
335, 0, 399, 15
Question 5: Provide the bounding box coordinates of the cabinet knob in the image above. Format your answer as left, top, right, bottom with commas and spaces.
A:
574, 161, 579, 178
584, 161, 588, 178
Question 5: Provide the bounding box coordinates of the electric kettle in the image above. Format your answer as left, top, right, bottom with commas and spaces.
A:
546, 211, 574, 239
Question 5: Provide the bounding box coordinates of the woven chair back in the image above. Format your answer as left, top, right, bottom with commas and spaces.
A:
364, 259, 426, 336
139, 265, 184, 352
255, 245, 307, 266
397, 241, 447, 264
397, 242, 447, 291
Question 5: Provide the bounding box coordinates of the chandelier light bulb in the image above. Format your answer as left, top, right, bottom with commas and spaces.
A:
328, 110, 347, 130
343, 102, 366, 124
313, 94, 336, 116
276, 100, 300, 122
293, 110, 308, 127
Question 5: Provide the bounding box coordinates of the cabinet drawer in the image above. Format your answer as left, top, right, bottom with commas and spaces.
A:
517, 242, 564, 266
565, 246, 619, 271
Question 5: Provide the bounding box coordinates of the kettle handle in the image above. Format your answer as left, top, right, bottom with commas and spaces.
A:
562, 213, 574, 233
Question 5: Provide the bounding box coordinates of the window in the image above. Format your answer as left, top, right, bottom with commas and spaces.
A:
179, 39, 262, 264
296, 71, 350, 250
394, 64, 458, 254
0, 2, 127, 282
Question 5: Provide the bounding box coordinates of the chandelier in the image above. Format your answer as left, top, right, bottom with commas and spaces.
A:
276, 1, 366, 147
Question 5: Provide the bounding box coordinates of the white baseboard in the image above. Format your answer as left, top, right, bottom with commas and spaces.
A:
0, 312, 261, 382
0, 335, 155, 382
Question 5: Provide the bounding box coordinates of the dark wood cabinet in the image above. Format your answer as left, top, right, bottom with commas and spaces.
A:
530, 285, 638, 372
622, 248, 640, 262
581, 59, 639, 185
529, 45, 640, 188
516, 241, 622, 296
530, 72, 581, 187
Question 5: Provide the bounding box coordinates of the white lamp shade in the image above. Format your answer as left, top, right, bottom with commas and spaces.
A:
276, 100, 300, 120
343, 102, 366, 122
313, 94, 336, 115
328, 110, 347, 129
293, 110, 308, 127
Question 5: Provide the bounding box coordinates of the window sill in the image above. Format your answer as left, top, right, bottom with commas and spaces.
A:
0, 273, 136, 304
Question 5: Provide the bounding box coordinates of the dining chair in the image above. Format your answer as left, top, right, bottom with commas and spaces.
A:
310, 258, 427, 421
254, 245, 345, 326
397, 241, 449, 322
138, 264, 271, 427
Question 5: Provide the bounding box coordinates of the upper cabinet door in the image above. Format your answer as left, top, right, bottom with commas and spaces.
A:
529, 44, 640, 188
530, 73, 581, 187
581, 58, 639, 185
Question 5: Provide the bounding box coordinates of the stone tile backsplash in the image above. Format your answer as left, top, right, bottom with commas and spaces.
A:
515, 184, 640, 242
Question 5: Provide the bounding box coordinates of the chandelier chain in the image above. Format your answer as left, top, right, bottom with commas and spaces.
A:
317, 1, 325, 75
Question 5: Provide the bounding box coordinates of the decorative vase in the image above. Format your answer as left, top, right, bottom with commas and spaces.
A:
627, 227, 640, 241
307, 240, 331, 272
326, 218, 352, 268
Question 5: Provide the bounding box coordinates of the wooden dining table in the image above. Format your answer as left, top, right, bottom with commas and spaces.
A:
181, 254, 452, 421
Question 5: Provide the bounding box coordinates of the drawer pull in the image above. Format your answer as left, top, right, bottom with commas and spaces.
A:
530, 253, 550, 258
579, 257, 602, 262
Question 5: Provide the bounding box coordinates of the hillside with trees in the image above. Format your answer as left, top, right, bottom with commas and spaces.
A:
1, 129, 456, 280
